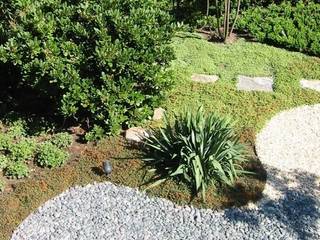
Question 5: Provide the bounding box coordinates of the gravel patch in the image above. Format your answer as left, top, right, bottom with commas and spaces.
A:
11, 105, 320, 240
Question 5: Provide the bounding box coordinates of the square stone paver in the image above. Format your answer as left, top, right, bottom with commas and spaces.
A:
191, 74, 219, 84
300, 79, 320, 92
237, 75, 274, 92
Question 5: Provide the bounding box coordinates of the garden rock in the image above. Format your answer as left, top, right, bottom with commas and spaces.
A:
191, 74, 219, 84
153, 108, 166, 121
236, 75, 274, 92
125, 127, 149, 143
300, 79, 320, 92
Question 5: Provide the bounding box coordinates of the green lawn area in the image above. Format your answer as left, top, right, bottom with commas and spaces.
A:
1, 33, 320, 240
163, 33, 320, 137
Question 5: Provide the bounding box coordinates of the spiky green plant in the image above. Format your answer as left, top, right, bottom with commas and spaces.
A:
143, 107, 248, 200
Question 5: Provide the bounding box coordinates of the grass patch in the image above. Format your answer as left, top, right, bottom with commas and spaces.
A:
163, 33, 320, 133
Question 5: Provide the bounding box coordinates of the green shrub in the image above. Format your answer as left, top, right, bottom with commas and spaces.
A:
7, 120, 27, 138
238, 1, 320, 56
5, 162, 30, 179
0, 154, 8, 170
0, 134, 12, 151
36, 142, 69, 168
8, 139, 37, 162
50, 132, 73, 148
0, 0, 175, 134
143, 107, 248, 199
84, 125, 105, 142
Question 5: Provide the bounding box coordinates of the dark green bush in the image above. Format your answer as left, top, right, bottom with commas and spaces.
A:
143, 107, 248, 200
0, 0, 175, 134
238, 1, 320, 56
36, 142, 69, 168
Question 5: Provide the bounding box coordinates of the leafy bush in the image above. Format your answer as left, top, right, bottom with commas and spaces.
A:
238, 1, 320, 56
84, 125, 105, 142
144, 107, 248, 199
5, 162, 30, 179
0, 0, 175, 134
50, 133, 73, 148
36, 142, 69, 168
8, 139, 37, 162
0, 134, 12, 151
0, 155, 8, 170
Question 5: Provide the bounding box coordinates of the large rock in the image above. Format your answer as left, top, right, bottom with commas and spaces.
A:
153, 107, 166, 121
300, 79, 320, 92
125, 127, 149, 143
191, 74, 219, 84
237, 75, 273, 92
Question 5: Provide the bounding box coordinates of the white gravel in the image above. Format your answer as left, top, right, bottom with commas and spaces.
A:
256, 104, 320, 176
11, 105, 320, 240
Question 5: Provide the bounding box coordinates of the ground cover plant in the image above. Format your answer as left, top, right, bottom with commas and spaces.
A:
0, 119, 73, 180
0, 0, 175, 135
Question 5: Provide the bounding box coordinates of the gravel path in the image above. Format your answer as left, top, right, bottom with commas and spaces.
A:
11, 105, 320, 240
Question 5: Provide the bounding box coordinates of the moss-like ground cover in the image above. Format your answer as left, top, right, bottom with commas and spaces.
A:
1, 34, 320, 239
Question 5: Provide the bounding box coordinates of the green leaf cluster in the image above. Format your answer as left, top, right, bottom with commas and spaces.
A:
36, 142, 69, 168
50, 132, 73, 148
0, 0, 175, 134
144, 107, 248, 200
238, 1, 320, 56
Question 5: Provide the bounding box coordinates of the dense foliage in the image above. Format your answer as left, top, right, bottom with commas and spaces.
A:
238, 1, 320, 55
0, 0, 175, 134
36, 142, 69, 168
144, 107, 248, 199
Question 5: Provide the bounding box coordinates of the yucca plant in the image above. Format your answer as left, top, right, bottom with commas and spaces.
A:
143, 107, 248, 200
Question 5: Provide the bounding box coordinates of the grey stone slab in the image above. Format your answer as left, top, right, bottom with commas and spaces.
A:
191, 74, 219, 84
125, 127, 149, 143
237, 75, 274, 92
300, 79, 320, 92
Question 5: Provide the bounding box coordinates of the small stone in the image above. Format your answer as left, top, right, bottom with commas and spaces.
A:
191, 74, 219, 84
125, 127, 149, 143
237, 75, 273, 92
300, 79, 320, 92
153, 107, 166, 121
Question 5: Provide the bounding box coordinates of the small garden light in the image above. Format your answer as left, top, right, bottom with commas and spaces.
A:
103, 160, 112, 175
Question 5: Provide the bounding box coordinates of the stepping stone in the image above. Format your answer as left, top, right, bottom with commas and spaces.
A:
191, 74, 219, 84
125, 127, 149, 143
152, 107, 166, 121
300, 79, 320, 92
237, 75, 274, 92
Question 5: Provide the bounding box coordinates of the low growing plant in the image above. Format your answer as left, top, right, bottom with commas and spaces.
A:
36, 142, 69, 168
50, 132, 73, 148
143, 107, 248, 200
8, 139, 37, 162
5, 162, 30, 179
0, 154, 8, 170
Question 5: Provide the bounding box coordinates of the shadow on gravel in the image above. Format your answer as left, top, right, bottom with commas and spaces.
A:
224, 167, 320, 239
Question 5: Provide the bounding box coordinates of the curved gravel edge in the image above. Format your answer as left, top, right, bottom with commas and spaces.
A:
11, 104, 320, 240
